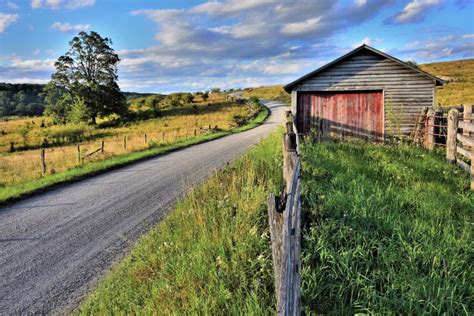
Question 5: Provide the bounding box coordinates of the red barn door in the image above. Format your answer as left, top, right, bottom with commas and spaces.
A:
297, 91, 384, 140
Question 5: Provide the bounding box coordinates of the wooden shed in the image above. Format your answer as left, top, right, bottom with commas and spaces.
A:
284, 44, 444, 140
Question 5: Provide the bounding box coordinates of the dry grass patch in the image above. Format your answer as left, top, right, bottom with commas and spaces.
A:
0, 101, 248, 187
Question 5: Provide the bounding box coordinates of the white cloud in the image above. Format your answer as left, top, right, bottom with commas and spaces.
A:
0, 13, 18, 32
392, 0, 441, 23
396, 34, 474, 60
6, 1, 19, 9
281, 17, 322, 35
66, 0, 95, 9
31, 0, 94, 9
355, 0, 367, 7
117, 0, 395, 91
32, 49, 41, 56
9, 56, 55, 72
31, 0, 42, 8
0, 77, 50, 84
191, 0, 276, 16
50, 22, 90, 32
46, 0, 61, 8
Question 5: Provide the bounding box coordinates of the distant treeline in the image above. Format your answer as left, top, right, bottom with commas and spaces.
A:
0, 83, 154, 118
0, 83, 45, 117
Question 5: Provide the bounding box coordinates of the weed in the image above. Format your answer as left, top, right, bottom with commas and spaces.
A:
76, 129, 284, 314
300, 141, 473, 314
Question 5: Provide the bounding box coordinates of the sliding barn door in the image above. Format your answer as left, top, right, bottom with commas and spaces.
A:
297, 91, 384, 140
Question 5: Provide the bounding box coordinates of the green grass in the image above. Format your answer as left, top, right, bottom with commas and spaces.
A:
0, 106, 269, 205
421, 58, 474, 106
300, 140, 473, 314
76, 128, 284, 314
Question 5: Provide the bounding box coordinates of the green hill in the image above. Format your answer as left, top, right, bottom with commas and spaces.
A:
420, 58, 474, 106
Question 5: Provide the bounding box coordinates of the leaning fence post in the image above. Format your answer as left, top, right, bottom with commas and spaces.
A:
40, 148, 46, 176
425, 109, 435, 150
77, 144, 81, 164
446, 109, 459, 163
101, 140, 104, 153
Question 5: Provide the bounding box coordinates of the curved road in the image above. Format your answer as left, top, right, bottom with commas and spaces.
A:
0, 100, 286, 314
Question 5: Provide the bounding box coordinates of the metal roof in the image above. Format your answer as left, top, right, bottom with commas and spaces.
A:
283, 44, 445, 92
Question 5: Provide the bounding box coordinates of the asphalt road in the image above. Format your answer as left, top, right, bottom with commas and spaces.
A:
0, 100, 287, 315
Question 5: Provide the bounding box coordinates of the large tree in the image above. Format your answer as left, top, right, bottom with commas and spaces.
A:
48, 31, 127, 124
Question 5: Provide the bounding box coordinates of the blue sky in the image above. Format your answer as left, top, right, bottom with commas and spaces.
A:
0, 0, 473, 93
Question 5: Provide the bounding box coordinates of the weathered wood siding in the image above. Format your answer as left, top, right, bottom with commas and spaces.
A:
297, 91, 384, 140
293, 50, 436, 135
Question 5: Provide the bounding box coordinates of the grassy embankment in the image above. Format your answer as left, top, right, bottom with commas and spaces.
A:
77, 129, 284, 314
300, 141, 473, 314
241, 85, 290, 104
0, 102, 269, 204
421, 58, 474, 106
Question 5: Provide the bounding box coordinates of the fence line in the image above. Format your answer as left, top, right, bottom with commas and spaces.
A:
268, 111, 302, 315
447, 107, 474, 190
34, 127, 207, 177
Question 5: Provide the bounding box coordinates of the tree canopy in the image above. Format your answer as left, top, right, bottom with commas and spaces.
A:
45, 31, 127, 124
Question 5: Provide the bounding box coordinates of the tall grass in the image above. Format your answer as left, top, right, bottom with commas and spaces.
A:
0, 101, 250, 187
300, 140, 473, 314
0, 107, 269, 204
76, 129, 284, 314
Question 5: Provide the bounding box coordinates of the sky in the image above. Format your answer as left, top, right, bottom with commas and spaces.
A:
0, 0, 473, 93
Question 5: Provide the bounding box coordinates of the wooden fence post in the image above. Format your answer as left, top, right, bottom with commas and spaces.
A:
464, 105, 472, 139
40, 148, 46, 176
162, 131, 165, 142
425, 109, 435, 150
144, 134, 147, 144
267, 193, 284, 301
194, 129, 197, 137
471, 146, 474, 191
283, 133, 297, 191
123, 136, 127, 150
77, 144, 81, 164
101, 140, 104, 153
446, 109, 459, 163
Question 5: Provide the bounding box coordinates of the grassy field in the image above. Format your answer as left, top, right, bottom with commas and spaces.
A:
76, 129, 284, 314
241, 85, 290, 104
421, 58, 474, 106
300, 141, 473, 314
0, 106, 268, 204
0, 94, 229, 154
0, 101, 256, 188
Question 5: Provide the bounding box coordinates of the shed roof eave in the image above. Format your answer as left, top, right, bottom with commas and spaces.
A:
283, 44, 445, 93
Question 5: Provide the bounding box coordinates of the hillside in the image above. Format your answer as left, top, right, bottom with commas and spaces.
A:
420, 58, 474, 106
241, 85, 290, 103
